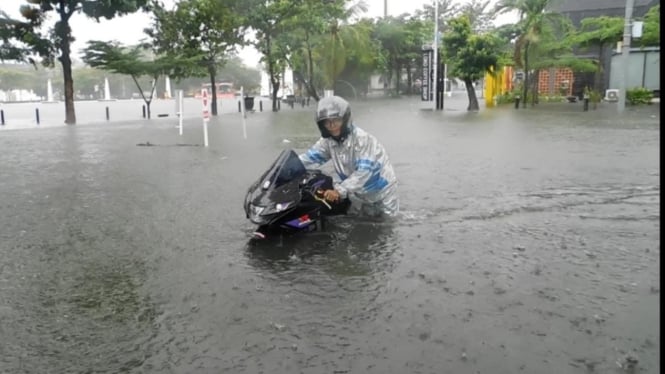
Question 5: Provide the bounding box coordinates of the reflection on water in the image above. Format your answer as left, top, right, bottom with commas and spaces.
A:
245, 216, 398, 279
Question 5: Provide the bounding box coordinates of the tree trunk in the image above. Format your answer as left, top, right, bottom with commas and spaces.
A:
294, 70, 319, 102
305, 37, 319, 101
208, 64, 218, 116
57, 16, 76, 124
406, 63, 412, 95
522, 41, 530, 108
395, 64, 401, 96
531, 69, 539, 106
464, 77, 479, 111
595, 43, 604, 92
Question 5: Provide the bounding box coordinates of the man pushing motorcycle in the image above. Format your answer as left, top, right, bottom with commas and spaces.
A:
299, 95, 399, 218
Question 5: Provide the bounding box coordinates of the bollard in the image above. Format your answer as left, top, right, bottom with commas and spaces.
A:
35, 108, 40, 125
301, 99, 305, 108
142, 105, 146, 118
259, 100, 263, 112
238, 100, 241, 113
583, 98, 589, 112
278, 100, 281, 111
1, 109, 4, 126
105, 106, 110, 120
514, 97, 520, 109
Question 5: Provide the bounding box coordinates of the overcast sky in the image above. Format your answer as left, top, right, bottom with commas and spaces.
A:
2, 0, 515, 67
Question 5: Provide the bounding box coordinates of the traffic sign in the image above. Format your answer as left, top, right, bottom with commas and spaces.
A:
201, 88, 210, 120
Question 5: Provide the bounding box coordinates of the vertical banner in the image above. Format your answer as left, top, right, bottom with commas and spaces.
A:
421, 49, 433, 101
201, 88, 209, 147
201, 88, 210, 121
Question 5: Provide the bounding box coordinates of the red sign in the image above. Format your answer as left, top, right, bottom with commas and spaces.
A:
201, 88, 210, 120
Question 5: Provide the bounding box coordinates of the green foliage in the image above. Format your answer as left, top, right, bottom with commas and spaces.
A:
443, 15, 500, 82
496, 89, 518, 104
639, 5, 660, 47
583, 86, 602, 103
0, 0, 149, 123
460, 0, 494, 32
146, 0, 247, 114
572, 16, 623, 50
82, 40, 171, 116
147, 0, 246, 77
442, 15, 500, 111
626, 87, 653, 105
373, 15, 430, 95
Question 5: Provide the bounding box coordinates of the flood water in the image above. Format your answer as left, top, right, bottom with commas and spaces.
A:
0, 96, 659, 373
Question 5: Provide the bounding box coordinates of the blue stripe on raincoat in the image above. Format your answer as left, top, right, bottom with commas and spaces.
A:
356, 159, 388, 193
305, 149, 327, 164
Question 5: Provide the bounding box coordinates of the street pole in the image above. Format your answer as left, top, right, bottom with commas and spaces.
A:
384, 0, 387, 17
617, 0, 634, 113
432, 0, 438, 110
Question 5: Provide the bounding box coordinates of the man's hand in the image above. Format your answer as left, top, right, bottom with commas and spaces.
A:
323, 189, 340, 203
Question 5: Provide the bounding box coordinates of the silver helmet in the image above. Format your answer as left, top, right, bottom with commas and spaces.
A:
316, 95, 352, 140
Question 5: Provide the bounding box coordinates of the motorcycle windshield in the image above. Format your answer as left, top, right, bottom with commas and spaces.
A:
262, 149, 307, 190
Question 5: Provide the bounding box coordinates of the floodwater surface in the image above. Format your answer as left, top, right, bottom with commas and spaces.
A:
0, 96, 659, 373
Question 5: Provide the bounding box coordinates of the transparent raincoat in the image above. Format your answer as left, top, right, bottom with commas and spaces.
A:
299, 124, 399, 217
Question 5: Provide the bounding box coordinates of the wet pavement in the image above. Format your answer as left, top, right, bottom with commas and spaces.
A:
0, 94, 660, 373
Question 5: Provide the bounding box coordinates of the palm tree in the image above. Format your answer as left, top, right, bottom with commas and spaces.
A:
495, 0, 564, 107
320, 0, 369, 92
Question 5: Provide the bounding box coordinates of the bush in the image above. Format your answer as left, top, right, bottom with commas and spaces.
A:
626, 87, 653, 105
496, 90, 516, 104
541, 95, 565, 103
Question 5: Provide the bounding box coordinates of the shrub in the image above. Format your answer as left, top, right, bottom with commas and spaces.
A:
626, 87, 653, 105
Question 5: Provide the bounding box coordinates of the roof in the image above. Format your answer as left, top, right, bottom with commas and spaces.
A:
548, 0, 656, 12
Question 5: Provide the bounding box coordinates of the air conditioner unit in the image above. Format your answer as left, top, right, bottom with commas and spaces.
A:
605, 89, 619, 102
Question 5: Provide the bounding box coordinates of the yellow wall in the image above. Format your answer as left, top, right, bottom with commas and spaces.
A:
485, 66, 514, 108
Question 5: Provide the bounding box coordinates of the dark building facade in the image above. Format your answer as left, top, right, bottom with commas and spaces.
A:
549, 0, 659, 27
547, 0, 660, 96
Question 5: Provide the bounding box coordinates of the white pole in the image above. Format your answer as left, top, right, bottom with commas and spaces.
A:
617, 0, 634, 113
240, 86, 247, 139
432, 0, 438, 110
444, 63, 450, 97
165, 76, 172, 99
203, 117, 209, 147
178, 90, 183, 136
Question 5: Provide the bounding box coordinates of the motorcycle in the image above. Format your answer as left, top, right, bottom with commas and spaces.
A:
244, 149, 350, 239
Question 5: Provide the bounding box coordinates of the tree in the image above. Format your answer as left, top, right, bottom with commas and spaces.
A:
526, 17, 595, 102
460, 0, 494, 32
494, 0, 567, 108
0, 11, 32, 63
318, 0, 369, 92
639, 5, 660, 47
147, 0, 246, 116
0, 0, 148, 124
246, 0, 294, 111
277, 0, 347, 101
216, 56, 261, 94
82, 41, 171, 119
570, 16, 623, 91
442, 15, 500, 111
374, 15, 429, 96
335, 18, 382, 98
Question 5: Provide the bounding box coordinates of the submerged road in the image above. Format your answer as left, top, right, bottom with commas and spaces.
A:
0, 96, 659, 373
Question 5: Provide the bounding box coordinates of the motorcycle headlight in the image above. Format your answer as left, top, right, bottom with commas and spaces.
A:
262, 201, 293, 215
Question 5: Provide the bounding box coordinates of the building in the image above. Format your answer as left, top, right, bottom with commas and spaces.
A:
548, 0, 660, 97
